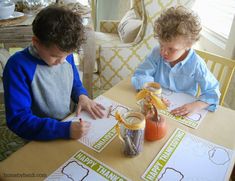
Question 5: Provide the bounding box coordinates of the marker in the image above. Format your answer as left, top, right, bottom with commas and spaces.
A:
107, 105, 113, 118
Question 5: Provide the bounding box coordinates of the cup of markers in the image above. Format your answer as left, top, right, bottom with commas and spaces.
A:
115, 111, 145, 157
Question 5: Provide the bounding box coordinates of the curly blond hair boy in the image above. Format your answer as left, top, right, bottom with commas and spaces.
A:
132, 6, 220, 116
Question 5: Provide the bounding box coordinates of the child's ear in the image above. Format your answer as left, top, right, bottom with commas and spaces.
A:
32, 36, 40, 47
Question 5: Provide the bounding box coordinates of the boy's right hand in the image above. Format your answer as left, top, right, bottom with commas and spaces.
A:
70, 120, 91, 139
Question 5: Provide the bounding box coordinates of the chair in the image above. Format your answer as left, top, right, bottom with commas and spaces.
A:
196, 49, 235, 106
92, 0, 195, 95
0, 48, 11, 104
0, 48, 28, 161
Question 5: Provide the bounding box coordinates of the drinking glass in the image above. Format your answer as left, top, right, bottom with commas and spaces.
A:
23, 0, 48, 15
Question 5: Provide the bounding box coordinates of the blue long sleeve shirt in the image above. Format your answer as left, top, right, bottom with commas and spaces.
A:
132, 46, 220, 111
3, 48, 88, 140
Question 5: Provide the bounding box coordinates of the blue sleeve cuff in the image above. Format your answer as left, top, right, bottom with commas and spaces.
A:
199, 97, 219, 112
205, 103, 217, 112
56, 121, 72, 139
131, 76, 154, 90
8, 117, 73, 141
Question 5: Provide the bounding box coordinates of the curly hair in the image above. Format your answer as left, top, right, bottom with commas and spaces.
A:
32, 5, 86, 52
154, 6, 202, 45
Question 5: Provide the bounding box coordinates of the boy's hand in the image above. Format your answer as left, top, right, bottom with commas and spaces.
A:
70, 120, 91, 139
171, 101, 209, 116
76, 95, 105, 119
162, 97, 170, 107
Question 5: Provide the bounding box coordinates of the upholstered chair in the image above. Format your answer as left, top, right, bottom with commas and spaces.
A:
93, 0, 195, 95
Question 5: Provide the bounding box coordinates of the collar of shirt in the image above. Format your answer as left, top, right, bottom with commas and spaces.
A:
179, 48, 194, 66
28, 45, 67, 65
162, 48, 194, 68
28, 44, 41, 59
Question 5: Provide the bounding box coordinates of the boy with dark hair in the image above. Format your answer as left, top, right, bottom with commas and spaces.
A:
3, 5, 104, 141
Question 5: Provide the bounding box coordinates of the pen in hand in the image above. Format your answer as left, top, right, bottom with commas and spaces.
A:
107, 105, 113, 118
70, 118, 91, 139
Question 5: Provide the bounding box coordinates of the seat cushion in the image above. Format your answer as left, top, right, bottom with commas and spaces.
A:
95, 32, 121, 47
0, 104, 28, 161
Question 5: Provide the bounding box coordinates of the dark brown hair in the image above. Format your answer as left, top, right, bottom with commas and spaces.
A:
32, 5, 86, 52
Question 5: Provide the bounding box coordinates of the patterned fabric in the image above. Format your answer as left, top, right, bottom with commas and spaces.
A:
0, 104, 28, 161
94, 0, 194, 93
100, 20, 119, 34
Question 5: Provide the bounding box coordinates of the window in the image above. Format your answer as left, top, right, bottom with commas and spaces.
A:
78, 0, 89, 6
193, 0, 235, 49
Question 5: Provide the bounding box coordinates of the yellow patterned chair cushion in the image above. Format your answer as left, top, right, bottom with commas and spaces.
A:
100, 20, 119, 34
94, 0, 194, 95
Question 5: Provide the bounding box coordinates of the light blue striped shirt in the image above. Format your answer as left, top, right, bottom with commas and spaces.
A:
131, 46, 220, 111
